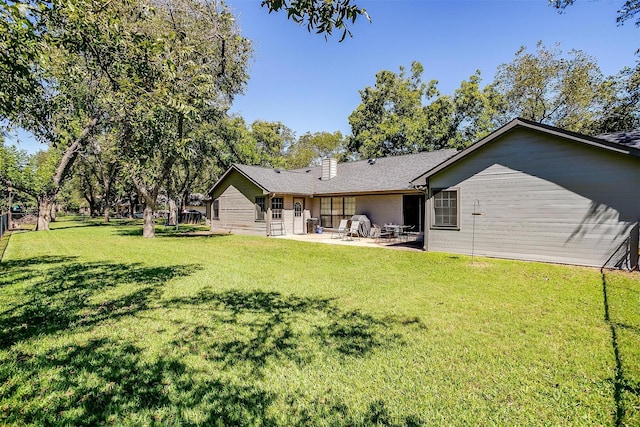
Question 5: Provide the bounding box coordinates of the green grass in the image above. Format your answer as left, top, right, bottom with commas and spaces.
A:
0, 219, 638, 426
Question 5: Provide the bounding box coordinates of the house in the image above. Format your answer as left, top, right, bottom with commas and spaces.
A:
206, 150, 457, 236
411, 118, 640, 268
207, 118, 640, 268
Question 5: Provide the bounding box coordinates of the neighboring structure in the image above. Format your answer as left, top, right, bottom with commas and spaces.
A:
206, 150, 457, 236
411, 118, 640, 268
184, 193, 207, 215
207, 118, 640, 268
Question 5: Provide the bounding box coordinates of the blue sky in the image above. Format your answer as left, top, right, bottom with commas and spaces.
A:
227, 0, 638, 136
6, 0, 639, 153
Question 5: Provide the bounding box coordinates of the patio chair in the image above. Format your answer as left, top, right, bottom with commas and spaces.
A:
383, 224, 399, 241
332, 219, 349, 239
372, 224, 391, 242
399, 225, 414, 242
370, 224, 381, 239
344, 220, 360, 241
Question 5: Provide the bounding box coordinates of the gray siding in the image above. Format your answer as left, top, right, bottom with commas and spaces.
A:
211, 171, 267, 235
211, 175, 314, 236
427, 128, 640, 267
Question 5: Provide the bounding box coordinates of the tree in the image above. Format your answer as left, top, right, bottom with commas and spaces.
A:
550, 0, 640, 27
261, 0, 369, 41
493, 41, 605, 133
73, 131, 122, 221
286, 131, 346, 168
348, 62, 434, 158
348, 62, 503, 159
422, 71, 504, 150
1, 1, 108, 229
250, 120, 296, 168
0, 142, 65, 229
1, 0, 367, 234
103, 0, 252, 237
591, 65, 640, 133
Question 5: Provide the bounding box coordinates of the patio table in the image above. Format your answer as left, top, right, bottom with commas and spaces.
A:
383, 224, 413, 242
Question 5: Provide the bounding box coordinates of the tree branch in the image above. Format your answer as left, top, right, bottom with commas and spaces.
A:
52, 117, 99, 189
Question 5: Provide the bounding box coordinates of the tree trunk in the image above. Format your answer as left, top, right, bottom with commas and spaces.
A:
50, 202, 57, 222
90, 202, 98, 217
127, 193, 135, 219
36, 195, 54, 231
168, 198, 178, 225
102, 171, 114, 223
142, 205, 155, 238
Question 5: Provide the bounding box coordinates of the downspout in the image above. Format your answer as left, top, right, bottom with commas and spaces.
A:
413, 181, 430, 252
424, 181, 430, 251
413, 178, 431, 251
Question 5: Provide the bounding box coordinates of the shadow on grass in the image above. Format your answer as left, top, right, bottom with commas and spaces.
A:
165, 289, 403, 370
115, 225, 222, 238
601, 269, 640, 426
289, 396, 424, 427
0, 256, 197, 348
1, 259, 420, 425
1, 337, 275, 426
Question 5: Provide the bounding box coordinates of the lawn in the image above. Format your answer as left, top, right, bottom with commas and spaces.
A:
0, 219, 638, 426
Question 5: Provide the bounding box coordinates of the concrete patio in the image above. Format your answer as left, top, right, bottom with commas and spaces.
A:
271, 230, 424, 251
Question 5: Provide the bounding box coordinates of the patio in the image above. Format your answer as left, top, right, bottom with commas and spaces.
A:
272, 229, 424, 251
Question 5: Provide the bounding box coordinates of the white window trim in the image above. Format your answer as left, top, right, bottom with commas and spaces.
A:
271, 197, 284, 220
431, 187, 460, 230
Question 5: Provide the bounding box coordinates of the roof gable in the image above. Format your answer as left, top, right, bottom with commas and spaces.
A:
410, 118, 640, 185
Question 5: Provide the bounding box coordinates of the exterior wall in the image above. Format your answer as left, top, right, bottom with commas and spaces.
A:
356, 194, 404, 226
210, 175, 313, 236
306, 194, 411, 228
278, 196, 311, 235
309, 198, 321, 221
426, 128, 640, 267
210, 171, 267, 235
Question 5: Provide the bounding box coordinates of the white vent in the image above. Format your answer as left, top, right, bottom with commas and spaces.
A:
321, 158, 337, 180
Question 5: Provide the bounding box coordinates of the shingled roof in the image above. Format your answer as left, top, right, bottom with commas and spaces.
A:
310, 150, 457, 195
211, 150, 458, 196
597, 130, 640, 150
233, 164, 317, 195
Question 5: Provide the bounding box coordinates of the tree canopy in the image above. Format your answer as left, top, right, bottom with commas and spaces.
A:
550, 0, 640, 27
347, 62, 503, 159
1, 0, 365, 235
261, 0, 370, 41
493, 41, 605, 133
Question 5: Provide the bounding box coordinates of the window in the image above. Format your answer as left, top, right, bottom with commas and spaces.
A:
212, 199, 219, 220
255, 197, 266, 221
294, 201, 302, 217
320, 197, 355, 228
271, 197, 284, 220
432, 189, 459, 228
